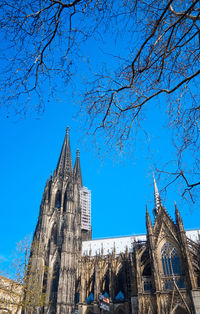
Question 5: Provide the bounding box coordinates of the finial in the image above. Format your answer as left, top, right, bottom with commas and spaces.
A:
56, 128, 73, 177
153, 174, 161, 217
76, 149, 80, 157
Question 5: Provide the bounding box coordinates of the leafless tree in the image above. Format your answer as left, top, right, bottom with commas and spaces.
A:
81, 0, 200, 204
0, 0, 113, 116
0, 237, 48, 313
1, 0, 200, 203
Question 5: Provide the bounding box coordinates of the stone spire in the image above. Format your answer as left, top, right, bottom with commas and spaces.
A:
153, 175, 162, 217
74, 149, 83, 187
56, 126, 73, 178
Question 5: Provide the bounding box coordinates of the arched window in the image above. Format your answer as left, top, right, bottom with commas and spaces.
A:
115, 268, 125, 301
161, 242, 181, 276
102, 270, 109, 296
55, 190, 61, 209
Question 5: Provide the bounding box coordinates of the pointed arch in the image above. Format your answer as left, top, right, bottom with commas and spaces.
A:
115, 267, 124, 301
101, 269, 109, 296
55, 190, 61, 209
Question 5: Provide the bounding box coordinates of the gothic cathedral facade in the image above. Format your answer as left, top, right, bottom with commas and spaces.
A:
25, 129, 200, 314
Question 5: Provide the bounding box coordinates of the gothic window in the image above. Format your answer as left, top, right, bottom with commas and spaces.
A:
102, 270, 109, 296
115, 268, 124, 301
55, 190, 61, 209
161, 242, 185, 289
161, 242, 181, 276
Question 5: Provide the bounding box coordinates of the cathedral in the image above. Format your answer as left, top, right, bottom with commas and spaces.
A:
25, 128, 200, 314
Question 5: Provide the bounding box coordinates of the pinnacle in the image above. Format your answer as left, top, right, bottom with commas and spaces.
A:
56, 128, 73, 178
74, 148, 82, 186
153, 174, 162, 216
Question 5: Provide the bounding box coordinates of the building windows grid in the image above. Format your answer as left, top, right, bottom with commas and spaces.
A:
80, 187, 91, 231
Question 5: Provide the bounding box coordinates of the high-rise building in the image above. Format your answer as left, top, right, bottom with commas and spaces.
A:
25, 129, 200, 314
80, 187, 91, 233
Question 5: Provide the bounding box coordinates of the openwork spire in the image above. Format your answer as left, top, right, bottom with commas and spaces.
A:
73, 149, 83, 186
56, 127, 73, 178
153, 175, 162, 217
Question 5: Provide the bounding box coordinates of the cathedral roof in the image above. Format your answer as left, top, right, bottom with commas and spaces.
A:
82, 229, 200, 257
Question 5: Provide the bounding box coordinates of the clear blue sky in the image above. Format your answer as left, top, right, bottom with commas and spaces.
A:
0, 4, 200, 274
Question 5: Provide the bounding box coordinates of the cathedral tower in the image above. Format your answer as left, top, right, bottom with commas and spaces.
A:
26, 128, 88, 313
